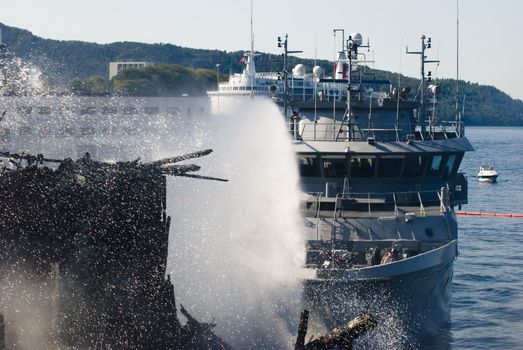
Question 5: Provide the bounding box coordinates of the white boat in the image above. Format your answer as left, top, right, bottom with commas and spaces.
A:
207, 51, 280, 98
477, 165, 498, 182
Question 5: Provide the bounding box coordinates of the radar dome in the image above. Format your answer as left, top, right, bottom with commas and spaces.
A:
351, 32, 363, 46
313, 66, 323, 78
428, 84, 440, 95
293, 64, 306, 77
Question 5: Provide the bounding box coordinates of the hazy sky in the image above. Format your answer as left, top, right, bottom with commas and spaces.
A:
1, 0, 522, 100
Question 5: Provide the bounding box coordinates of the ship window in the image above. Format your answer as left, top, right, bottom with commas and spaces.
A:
167, 106, 181, 116
38, 106, 51, 115
404, 155, 427, 177
427, 155, 444, 176
101, 107, 117, 115
80, 107, 96, 115
321, 155, 347, 177
442, 154, 458, 179
378, 156, 403, 177
123, 107, 138, 115
144, 107, 159, 115
350, 156, 376, 177
298, 154, 320, 177
454, 153, 464, 174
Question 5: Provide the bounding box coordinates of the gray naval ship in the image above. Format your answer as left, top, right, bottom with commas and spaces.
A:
287, 33, 472, 342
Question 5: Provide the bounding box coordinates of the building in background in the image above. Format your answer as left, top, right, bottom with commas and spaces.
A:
109, 61, 153, 79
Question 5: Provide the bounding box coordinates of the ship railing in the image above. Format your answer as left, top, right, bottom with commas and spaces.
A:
289, 120, 463, 142
303, 189, 450, 219
415, 121, 463, 140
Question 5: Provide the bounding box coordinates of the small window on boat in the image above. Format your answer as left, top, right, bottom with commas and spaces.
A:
144, 107, 159, 115
298, 154, 321, 177
321, 155, 347, 177
350, 156, 376, 177
403, 155, 428, 177
123, 107, 138, 115
101, 107, 117, 115
80, 107, 96, 115
442, 154, 456, 178
427, 155, 444, 176
38, 106, 51, 115
378, 156, 403, 177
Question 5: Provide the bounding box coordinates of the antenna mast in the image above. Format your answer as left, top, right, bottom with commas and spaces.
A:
406, 35, 439, 138
455, 0, 462, 136
277, 35, 302, 118
250, 0, 254, 53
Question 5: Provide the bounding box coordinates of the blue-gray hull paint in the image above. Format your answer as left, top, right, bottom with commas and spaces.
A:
303, 243, 455, 344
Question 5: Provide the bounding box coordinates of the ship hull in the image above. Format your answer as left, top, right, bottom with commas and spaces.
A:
303, 240, 456, 346
477, 175, 498, 182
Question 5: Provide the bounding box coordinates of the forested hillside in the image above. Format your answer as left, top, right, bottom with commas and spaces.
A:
1, 22, 522, 125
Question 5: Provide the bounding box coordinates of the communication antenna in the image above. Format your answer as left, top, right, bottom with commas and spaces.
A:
250, 0, 254, 93
406, 35, 439, 138
333, 29, 344, 121
250, 0, 254, 53
395, 40, 403, 141
277, 34, 302, 118
455, 0, 463, 136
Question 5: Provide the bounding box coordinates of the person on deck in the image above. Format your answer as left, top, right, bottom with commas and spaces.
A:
380, 248, 399, 264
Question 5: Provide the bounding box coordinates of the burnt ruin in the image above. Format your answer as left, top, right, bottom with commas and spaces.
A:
0, 150, 229, 349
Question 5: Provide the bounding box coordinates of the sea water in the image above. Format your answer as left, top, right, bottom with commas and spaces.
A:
446, 126, 523, 350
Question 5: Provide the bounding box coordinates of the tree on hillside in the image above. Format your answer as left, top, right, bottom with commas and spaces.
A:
69, 76, 111, 96
3, 22, 520, 124
111, 64, 218, 96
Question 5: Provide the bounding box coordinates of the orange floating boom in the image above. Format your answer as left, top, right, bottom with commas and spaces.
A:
456, 212, 523, 218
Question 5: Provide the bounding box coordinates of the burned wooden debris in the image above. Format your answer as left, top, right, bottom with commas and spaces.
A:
0, 151, 228, 349
0, 314, 4, 350
294, 310, 377, 350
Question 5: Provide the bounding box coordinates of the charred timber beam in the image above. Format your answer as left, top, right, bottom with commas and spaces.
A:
160, 164, 201, 175
294, 310, 309, 350
176, 173, 229, 182
0, 151, 63, 164
295, 311, 377, 350
0, 149, 228, 181
0, 314, 4, 350
147, 149, 213, 167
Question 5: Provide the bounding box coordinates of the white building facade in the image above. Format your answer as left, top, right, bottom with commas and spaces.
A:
109, 61, 153, 79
